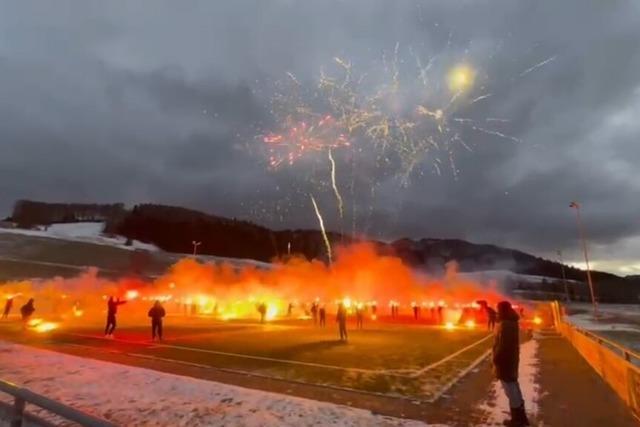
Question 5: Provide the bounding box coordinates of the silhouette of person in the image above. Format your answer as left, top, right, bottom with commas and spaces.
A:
311, 302, 319, 325
336, 303, 348, 342
356, 306, 364, 330
257, 302, 267, 324
148, 300, 166, 341
2, 298, 13, 319
20, 298, 35, 327
319, 306, 326, 327
487, 306, 497, 331
105, 297, 126, 338
493, 301, 529, 426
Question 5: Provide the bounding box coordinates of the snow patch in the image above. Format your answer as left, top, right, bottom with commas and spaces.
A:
476, 339, 540, 425
0, 222, 158, 252
566, 312, 640, 332
0, 341, 439, 427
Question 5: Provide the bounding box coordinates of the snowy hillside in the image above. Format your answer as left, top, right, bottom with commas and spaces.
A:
0, 222, 158, 251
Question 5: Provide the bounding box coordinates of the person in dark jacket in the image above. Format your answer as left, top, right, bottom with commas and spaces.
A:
493, 301, 529, 426
105, 297, 127, 338
336, 303, 348, 342
20, 299, 35, 325
148, 301, 166, 341
2, 297, 13, 319
487, 306, 497, 331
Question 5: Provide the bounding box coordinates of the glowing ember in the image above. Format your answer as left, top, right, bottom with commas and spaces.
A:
444, 322, 455, 331
265, 305, 279, 321
34, 322, 58, 333
533, 316, 543, 325
27, 318, 43, 327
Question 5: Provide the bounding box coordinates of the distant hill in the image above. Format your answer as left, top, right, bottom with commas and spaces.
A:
7, 200, 639, 303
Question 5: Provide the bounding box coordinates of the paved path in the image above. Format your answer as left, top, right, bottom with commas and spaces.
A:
536, 335, 638, 427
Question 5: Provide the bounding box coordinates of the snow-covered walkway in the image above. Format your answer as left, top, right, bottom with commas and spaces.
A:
475, 339, 540, 425
0, 341, 438, 427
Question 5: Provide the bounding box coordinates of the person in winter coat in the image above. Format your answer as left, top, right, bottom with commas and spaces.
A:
105, 297, 127, 338
493, 301, 529, 426
336, 303, 348, 342
20, 299, 35, 324
148, 301, 166, 341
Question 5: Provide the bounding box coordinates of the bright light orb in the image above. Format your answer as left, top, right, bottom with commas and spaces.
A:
447, 64, 475, 93
465, 320, 476, 329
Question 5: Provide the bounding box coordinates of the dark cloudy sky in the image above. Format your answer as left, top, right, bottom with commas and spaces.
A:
1, 1, 639, 274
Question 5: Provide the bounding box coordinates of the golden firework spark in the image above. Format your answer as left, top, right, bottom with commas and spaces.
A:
310, 194, 332, 265
328, 149, 344, 219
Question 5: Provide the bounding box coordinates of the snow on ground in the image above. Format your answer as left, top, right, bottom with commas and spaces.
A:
476, 339, 540, 425
0, 341, 439, 427
0, 222, 158, 252
566, 312, 640, 332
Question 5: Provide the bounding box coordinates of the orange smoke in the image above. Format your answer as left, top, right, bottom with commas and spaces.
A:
0, 243, 506, 321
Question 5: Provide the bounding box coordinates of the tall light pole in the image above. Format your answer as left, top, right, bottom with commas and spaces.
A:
569, 202, 598, 317
192, 241, 201, 257
556, 250, 570, 303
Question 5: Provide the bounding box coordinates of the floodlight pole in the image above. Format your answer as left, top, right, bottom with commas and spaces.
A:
557, 250, 570, 303
192, 241, 201, 257
569, 202, 598, 318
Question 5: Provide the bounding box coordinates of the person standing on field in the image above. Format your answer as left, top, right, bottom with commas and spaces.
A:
493, 301, 529, 426
336, 303, 348, 342
148, 300, 166, 341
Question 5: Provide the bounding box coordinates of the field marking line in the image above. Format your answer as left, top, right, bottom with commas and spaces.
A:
409, 333, 493, 378
116, 352, 438, 406
427, 348, 492, 402
127, 353, 211, 369
62, 331, 491, 378
63, 332, 385, 374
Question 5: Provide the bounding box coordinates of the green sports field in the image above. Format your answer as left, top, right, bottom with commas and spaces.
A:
0, 316, 492, 401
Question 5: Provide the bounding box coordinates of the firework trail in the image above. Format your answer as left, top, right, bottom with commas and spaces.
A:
519, 55, 557, 77
328, 149, 344, 219
310, 194, 332, 265
468, 93, 492, 105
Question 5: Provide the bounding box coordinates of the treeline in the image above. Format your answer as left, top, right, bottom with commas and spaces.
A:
11, 200, 126, 228
7, 200, 639, 303
108, 204, 348, 262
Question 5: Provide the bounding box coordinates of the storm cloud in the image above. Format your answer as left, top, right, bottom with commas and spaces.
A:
1, 1, 639, 274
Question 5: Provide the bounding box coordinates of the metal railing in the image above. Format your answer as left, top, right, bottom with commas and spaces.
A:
0, 380, 116, 427
572, 325, 640, 365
